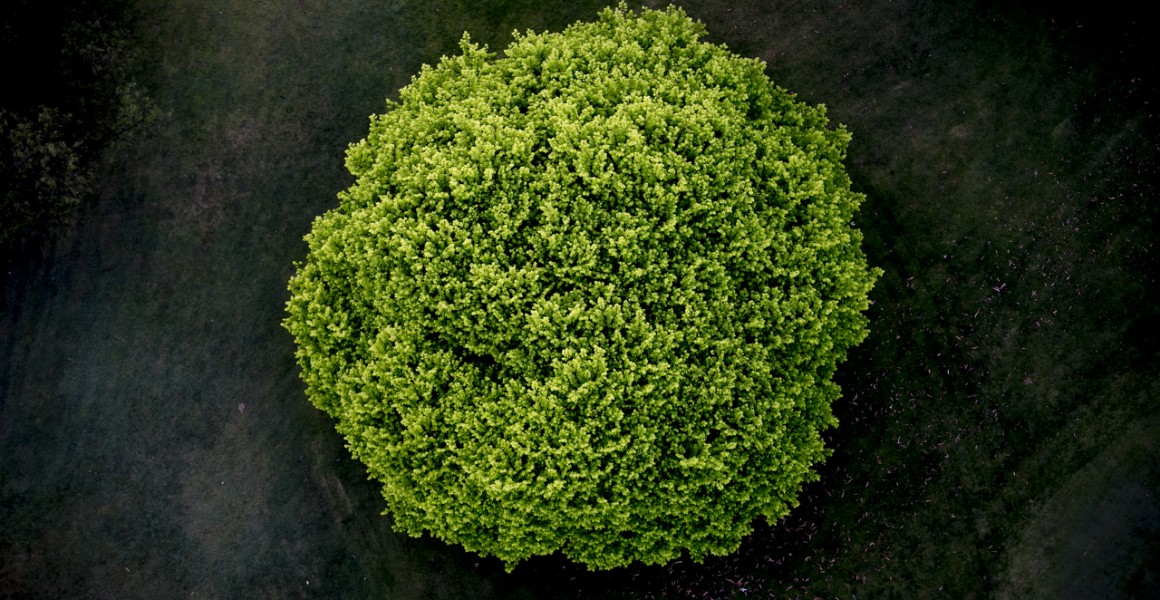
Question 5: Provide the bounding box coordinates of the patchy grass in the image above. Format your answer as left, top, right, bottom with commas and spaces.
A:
2, 0, 1157, 598
1000, 408, 1160, 599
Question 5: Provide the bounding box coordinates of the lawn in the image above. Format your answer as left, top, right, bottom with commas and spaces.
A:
2, 0, 1157, 597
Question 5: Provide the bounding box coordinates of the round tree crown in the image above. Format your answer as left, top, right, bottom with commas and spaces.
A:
285, 4, 879, 570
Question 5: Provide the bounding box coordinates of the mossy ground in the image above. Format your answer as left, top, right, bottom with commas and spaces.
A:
2, 0, 1156, 597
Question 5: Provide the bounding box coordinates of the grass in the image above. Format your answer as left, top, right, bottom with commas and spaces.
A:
2, 0, 1157, 598
1000, 409, 1160, 598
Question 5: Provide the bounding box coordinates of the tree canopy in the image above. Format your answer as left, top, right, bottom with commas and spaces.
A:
284, 4, 879, 571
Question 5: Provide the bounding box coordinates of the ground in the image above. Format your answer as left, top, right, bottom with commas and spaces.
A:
1, 0, 1157, 597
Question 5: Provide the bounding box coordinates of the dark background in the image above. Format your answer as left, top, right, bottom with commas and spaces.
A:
3, 0, 1157, 597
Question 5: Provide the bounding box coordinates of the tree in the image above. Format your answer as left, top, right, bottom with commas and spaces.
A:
284, 4, 879, 571
1, 0, 156, 258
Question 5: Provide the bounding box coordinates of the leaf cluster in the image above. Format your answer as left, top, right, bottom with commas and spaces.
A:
284, 4, 878, 570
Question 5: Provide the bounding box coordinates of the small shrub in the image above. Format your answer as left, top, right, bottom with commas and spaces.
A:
285, 4, 879, 570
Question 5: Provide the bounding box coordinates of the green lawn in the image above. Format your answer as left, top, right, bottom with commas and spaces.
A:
2, 0, 1156, 597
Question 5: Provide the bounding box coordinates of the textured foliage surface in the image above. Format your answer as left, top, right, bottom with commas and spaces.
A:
284, 5, 878, 570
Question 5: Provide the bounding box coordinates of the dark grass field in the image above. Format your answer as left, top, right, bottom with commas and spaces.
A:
2, 0, 1157, 597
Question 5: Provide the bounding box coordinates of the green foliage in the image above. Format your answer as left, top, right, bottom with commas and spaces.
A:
284, 4, 878, 571
0, 107, 88, 247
